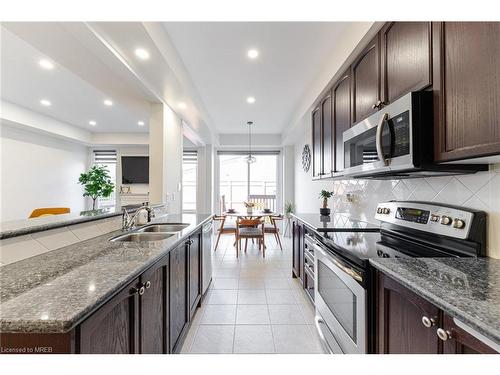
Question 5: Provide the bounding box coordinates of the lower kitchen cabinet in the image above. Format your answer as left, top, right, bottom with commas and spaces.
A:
169, 239, 189, 353
376, 271, 498, 354
78, 278, 140, 354
292, 219, 302, 279
188, 230, 202, 319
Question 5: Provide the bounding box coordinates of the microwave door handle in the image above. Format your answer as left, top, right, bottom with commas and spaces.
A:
311, 242, 363, 283
376, 113, 389, 166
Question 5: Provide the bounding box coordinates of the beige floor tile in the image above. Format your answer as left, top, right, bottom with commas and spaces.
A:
237, 289, 267, 304
212, 278, 239, 290
207, 290, 238, 304
266, 289, 297, 304
236, 305, 270, 324
190, 325, 235, 354
268, 304, 306, 324
233, 325, 275, 354
200, 305, 237, 324
264, 278, 291, 289
272, 325, 325, 354
238, 278, 265, 290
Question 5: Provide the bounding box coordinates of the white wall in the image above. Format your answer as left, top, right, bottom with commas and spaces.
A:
0, 123, 88, 221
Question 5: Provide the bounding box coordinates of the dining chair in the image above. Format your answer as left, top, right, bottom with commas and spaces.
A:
236, 218, 265, 258
264, 214, 283, 250
29, 207, 70, 218
213, 215, 236, 251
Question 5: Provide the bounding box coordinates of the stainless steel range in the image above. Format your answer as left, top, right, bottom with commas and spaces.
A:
313, 201, 486, 354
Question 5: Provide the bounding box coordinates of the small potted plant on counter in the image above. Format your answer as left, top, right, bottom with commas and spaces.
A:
319, 190, 334, 216
78, 165, 115, 210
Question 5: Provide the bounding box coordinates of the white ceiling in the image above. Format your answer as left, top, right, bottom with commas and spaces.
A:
1, 24, 153, 133
163, 22, 350, 135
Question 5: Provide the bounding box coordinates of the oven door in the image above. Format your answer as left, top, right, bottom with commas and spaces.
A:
313, 241, 367, 354
343, 92, 414, 178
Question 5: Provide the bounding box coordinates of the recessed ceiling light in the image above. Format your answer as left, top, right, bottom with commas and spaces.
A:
134, 48, 150, 60
178, 102, 187, 109
38, 59, 54, 70
247, 49, 259, 59
40, 99, 51, 106
103, 99, 113, 106
89, 120, 97, 126
246, 96, 256, 104
138, 121, 145, 126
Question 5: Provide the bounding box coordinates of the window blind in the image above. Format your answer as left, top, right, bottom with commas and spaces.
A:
93, 150, 117, 164
183, 150, 198, 163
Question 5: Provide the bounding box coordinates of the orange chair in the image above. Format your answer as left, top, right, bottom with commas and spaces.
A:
236, 218, 265, 258
29, 207, 70, 218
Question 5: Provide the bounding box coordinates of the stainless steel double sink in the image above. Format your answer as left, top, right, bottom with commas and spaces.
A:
109, 223, 190, 242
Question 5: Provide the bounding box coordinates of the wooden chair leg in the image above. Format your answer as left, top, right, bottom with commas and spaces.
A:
214, 231, 222, 251
276, 232, 283, 251
262, 236, 265, 258
244, 238, 248, 253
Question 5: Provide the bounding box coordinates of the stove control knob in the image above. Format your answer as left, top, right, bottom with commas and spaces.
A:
377, 208, 382, 214
383, 208, 391, 215
430, 214, 440, 222
441, 216, 452, 225
453, 219, 466, 229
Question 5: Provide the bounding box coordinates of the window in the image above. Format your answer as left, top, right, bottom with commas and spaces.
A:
218, 151, 279, 213
182, 150, 198, 213
92, 150, 117, 208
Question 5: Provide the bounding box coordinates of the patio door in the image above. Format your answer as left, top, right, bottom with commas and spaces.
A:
217, 151, 280, 213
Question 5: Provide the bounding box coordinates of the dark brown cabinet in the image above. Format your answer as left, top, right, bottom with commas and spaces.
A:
79, 278, 140, 354
377, 273, 440, 354
433, 22, 500, 162
188, 231, 202, 319
311, 106, 322, 178
351, 35, 380, 124
291, 219, 302, 279
140, 258, 168, 354
169, 240, 189, 353
381, 22, 432, 104
376, 272, 498, 354
321, 93, 333, 175
332, 70, 351, 172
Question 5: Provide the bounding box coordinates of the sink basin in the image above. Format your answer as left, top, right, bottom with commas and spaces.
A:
136, 223, 190, 233
109, 232, 174, 242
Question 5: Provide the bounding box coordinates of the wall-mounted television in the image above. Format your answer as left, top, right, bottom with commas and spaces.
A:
121, 156, 149, 184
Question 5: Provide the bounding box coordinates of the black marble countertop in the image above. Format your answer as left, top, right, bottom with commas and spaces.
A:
370, 257, 500, 346
292, 213, 379, 232
0, 203, 165, 240
0, 213, 212, 333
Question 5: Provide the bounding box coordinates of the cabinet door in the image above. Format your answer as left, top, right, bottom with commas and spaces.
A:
311, 106, 322, 178
441, 313, 498, 354
377, 273, 440, 354
351, 35, 380, 124
321, 93, 333, 175
433, 22, 500, 161
332, 70, 351, 172
188, 231, 202, 319
292, 220, 300, 278
169, 241, 188, 353
79, 278, 139, 354
381, 22, 432, 104
140, 258, 168, 354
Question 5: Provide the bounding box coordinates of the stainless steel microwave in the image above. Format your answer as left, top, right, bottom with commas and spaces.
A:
342, 91, 486, 179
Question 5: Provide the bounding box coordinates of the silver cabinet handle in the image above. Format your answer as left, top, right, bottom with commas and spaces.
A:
145, 281, 151, 289
375, 113, 389, 166
421, 316, 436, 328
138, 286, 145, 296
437, 328, 452, 341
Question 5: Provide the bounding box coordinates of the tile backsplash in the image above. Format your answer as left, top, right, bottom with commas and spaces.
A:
329, 166, 500, 258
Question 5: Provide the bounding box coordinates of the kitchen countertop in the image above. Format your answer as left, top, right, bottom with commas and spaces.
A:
0, 213, 212, 334
292, 213, 379, 232
0, 203, 165, 240
370, 257, 500, 346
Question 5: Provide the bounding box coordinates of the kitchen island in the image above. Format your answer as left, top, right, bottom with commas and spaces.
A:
0, 213, 213, 353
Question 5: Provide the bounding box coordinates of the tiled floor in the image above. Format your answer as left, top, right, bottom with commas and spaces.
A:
180, 234, 326, 354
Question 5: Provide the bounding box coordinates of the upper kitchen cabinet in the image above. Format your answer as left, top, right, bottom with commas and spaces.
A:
381, 22, 432, 104
351, 35, 380, 124
321, 93, 333, 175
332, 69, 351, 172
433, 22, 500, 162
311, 106, 322, 178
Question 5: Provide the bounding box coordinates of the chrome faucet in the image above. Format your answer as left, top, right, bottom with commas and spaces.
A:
122, 204, 156, 231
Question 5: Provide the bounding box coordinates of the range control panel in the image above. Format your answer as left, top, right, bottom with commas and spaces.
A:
375, 201, 475, 239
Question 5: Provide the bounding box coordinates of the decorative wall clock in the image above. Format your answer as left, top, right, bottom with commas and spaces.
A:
302, 144, 311, 172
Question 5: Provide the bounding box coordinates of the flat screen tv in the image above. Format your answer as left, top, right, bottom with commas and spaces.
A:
121, 156, 149, 184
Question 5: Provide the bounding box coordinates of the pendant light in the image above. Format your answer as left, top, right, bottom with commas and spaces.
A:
245, 121, 256, 164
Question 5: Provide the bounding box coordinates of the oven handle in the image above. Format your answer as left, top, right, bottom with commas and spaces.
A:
375, 113, 389, 166
315, 315, 344, 354
311, 241, 363, 283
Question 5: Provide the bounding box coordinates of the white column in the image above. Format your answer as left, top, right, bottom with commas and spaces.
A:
149, 103, 182, 213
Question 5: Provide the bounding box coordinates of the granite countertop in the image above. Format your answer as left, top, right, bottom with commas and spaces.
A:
0, 203, 165, 240
0, 213, 212, 334
292, 213, 379, 232
370, 257, 500, 346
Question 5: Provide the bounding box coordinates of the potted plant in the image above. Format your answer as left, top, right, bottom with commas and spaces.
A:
319, 190, 334, 216
244, 201, 255, 215
78, 165, 115, 210
284, 202, 294, 218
